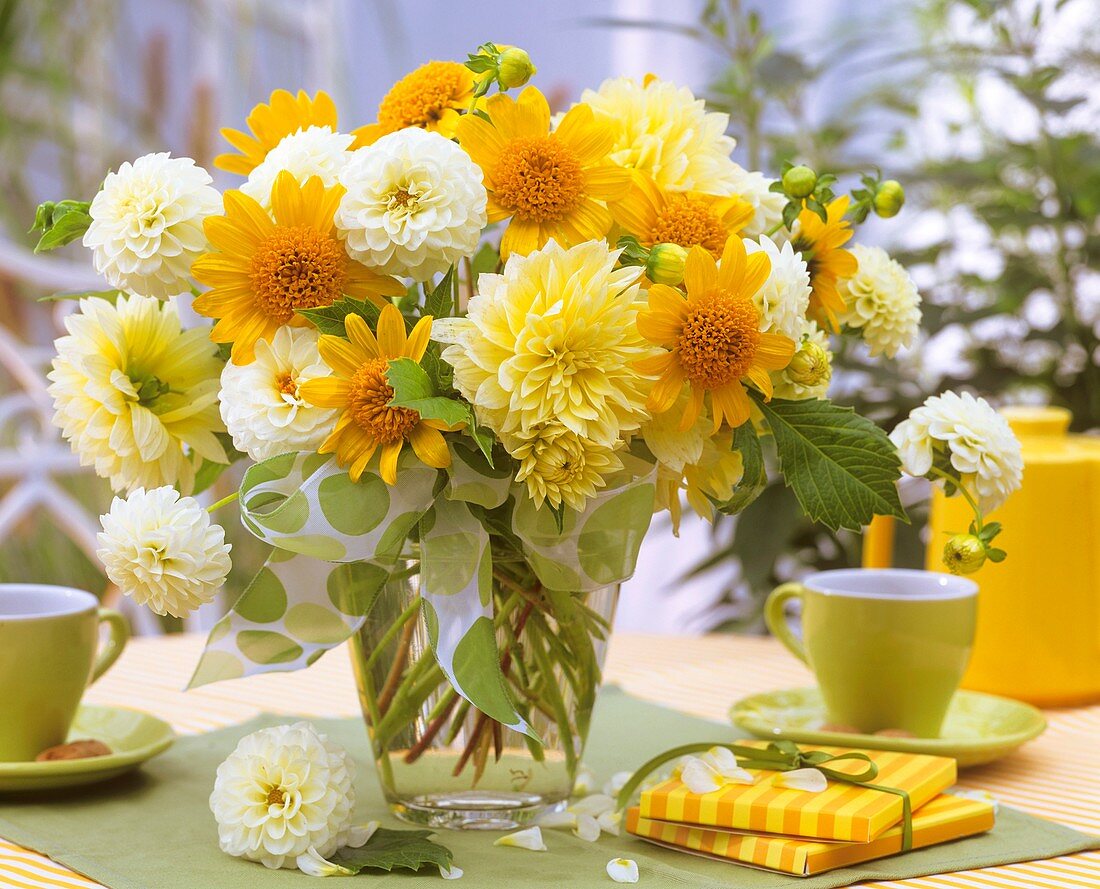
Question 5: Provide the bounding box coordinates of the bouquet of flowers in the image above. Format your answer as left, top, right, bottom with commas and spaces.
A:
35, 43, 1019, 827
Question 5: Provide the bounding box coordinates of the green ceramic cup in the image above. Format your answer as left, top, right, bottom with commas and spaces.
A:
0, 585, 129, 761
764, 569, 978, 738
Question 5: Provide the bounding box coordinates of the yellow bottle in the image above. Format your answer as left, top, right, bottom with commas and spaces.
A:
864, 406, 1100, 706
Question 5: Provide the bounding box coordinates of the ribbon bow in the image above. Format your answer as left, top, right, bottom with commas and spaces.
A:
616, 739, 914, 851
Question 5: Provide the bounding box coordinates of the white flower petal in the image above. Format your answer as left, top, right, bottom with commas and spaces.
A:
346, 821, 380, 848
573, 814, 601, 842
574, 766, 598, 797
569, 793, 615, 817
606, 858, 640, 883
680, 758, 723, 795
773, 768, 828, 792
493, 827, 547, 852
602, 771, 633, 798
295, 846, 355, 877
439, 864, 464, 880
536, 809, 577, 829
597, 810, 622, 837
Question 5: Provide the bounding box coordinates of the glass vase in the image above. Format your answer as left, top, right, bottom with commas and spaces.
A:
349, 551, 617, 830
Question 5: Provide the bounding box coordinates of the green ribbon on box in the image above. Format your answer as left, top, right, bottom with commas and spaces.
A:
191, 443, 657, 740
616, 740, 915, 851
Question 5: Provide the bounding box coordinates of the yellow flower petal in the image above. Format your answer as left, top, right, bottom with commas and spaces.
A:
409, 424, 451, 469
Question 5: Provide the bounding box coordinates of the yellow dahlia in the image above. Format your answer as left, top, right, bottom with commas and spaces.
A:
684, 431, 745, 520
791, 195, 858, 330
191, 172, 403, 365
352, 61, 474, 147
216, 89, 338, 176
440, 239, 653, 446
48, 294, 226, 494
508, 423, 623, 512
613, 172, 753, 257
299, 306, 452, 485
455, 87, 631, 258
636, 236, 795, 432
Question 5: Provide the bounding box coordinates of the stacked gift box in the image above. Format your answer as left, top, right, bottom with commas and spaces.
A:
626, 745, 995, 877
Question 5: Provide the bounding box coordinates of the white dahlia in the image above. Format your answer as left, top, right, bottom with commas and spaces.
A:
746, 235, 811, 341
507, 423, 624, 512
220, 327, 337, 462
336, 128, 487, 281
83, 153, 219, 299
240, 126, 353, 209
839, 245, 922, 358
890, 390, 1023, 512
579, 76, 739, 194
48, 294, 226, 494
725, 164, 785, 237
97, 486, 231, 618
210, 722, 355, 870
773, 322, 833, 401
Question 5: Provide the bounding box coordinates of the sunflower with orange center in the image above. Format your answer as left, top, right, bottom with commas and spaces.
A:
455, 86, 632, 258
299, 306, 452, 485
352, 61, 475, 148
215, 89, 338, 175
192, 172, 403, 365
636, 236, 796, 432
613, 172, 754, 257
791, 194, 858, 330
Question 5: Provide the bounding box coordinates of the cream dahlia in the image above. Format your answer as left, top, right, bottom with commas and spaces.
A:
97, 486, 231, 618
579, 76, 739, 194
336, 128, 487, 281
48, 294, 226, 494
441, 239, 653, 446
772, 323, 833, 400
210, 722, 355, 870
890, 390, 1023, 512
507, 423, 624, 511
83, 153, 220, 299
240, 126, 354, 210
746, 235, 811, 341
219, 327, 337, 462
839, 245, 922, 358
725, 164, 785, 237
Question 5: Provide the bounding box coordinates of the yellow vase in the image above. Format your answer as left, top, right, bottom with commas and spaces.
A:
864, 406, 1100, 707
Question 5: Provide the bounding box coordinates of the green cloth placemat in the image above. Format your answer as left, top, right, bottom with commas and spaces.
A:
1, 687, 1097, 888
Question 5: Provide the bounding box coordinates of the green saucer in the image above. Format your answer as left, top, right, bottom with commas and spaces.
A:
0, 705, 174, 792
730, 687, 1046, 768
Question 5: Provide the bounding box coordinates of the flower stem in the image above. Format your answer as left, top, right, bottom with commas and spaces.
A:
929, 467, 985, 532
206, 491, 238, 513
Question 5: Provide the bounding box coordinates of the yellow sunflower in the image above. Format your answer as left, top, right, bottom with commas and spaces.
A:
636, 236, 795, 432
192, 172, 403, 365
455, 86, 632, 258
216, 89, 338, 175
352, 61, 475, 148
299, 306, 453, 484
791, 194, 858, 330
613, 172, 754, 257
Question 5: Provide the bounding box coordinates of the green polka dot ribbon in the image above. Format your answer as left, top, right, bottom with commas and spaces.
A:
190, 443, 657, 738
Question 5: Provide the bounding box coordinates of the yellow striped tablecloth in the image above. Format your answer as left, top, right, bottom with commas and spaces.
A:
3, 633, 1098, 888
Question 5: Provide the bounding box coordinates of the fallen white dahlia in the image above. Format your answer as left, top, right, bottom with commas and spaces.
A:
210, 722, 356, 870
240, 125, 354, 209
220, 327, 337, 462
97, 486, 231, 618
336, 128, 487, 281
83, 153, 220, 298
839, 245, 922, 358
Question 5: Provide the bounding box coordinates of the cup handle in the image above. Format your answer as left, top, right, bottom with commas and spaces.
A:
764, 583, 808, 665
90, 608, 129, 683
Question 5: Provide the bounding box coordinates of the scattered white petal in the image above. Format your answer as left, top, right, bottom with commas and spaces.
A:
494, 827, 547, 851
774, 768, 828, 792
947, 788, 999, 813
570, 793, 615, 817
573, 814, 601, 842
440, 864, 464, 880
607, 857, 640, 883
701, 747, 739, 773
602, 771, 632, 798
296, 846, 356, 877
346, 821, 380, 848
680, 758, 723, 795
537, 809, 577, 829
597, 810, 622, 837
574, 766, 598, 797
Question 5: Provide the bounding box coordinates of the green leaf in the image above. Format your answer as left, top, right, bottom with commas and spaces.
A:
752, 395, 907, 532
715, 422, 768, 515
331, 827, 453, 874
31, 200, 93, 253
471, 242, 500, 277
424, 266, 456, 318
986, 547, 1007, 563
298, 296, 381, 336
782, 200, 800, 230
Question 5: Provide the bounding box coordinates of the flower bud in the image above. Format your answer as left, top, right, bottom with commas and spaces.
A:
873, 180, 905, 218
645, 243, 688, 286
497, 47, 537, 89
782, 165, 817, 199
786, 339, 832, 388
943, 533, 986, 575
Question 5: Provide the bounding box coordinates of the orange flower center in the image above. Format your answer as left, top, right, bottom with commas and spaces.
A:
648, 197, 728, 256
377, 60, 471, 130
677, 291, 761, 388
492, 135, 586, 222
266, 787, 285, 807
348, 358, 420, 444
249, 225, 348, 324
275, 372, 299, 398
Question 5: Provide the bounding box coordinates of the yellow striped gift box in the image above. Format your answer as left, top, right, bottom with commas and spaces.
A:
627, 793, 995, 877
639, 745, 957, 843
